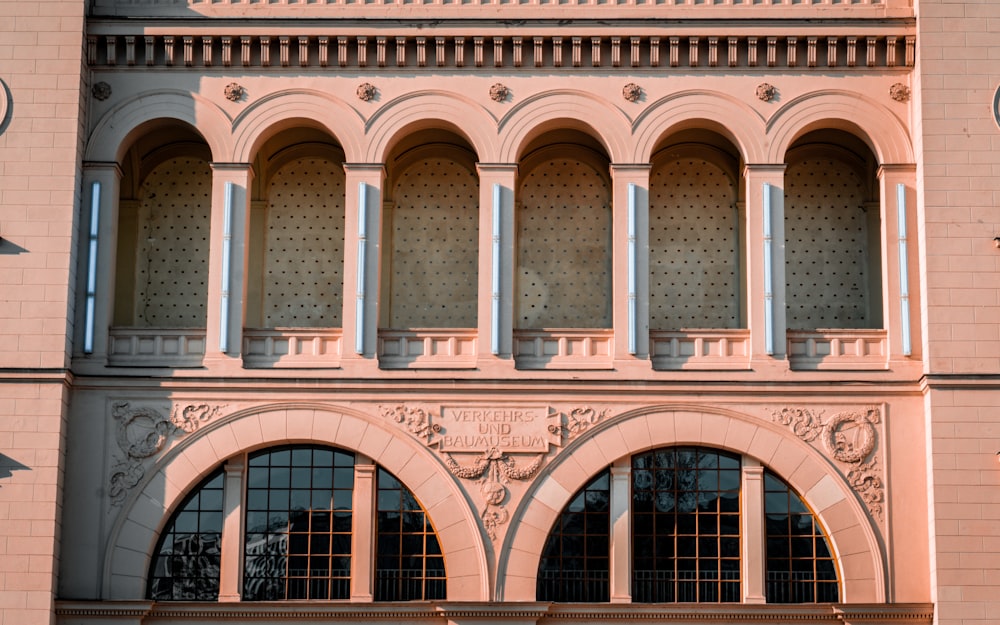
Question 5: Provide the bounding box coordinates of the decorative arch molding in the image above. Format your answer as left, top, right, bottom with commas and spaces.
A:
363, 90, 497, 164
498, 90, 631, 163
231, 89, 366, 163
766, 90, 914, 165
102, 402, 489, 602
632, 91, 766, 164
498, 404, 886, 604
85, 89, 233, 163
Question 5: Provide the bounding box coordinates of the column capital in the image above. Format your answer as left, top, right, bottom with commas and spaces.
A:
610, 163, 652, 173
877, 163, 917, 177
211, 162, 256, 176
343, 162, 387, 175
476, 162, 519, 175
743, 163, 786, 176
83, 161, 123, 177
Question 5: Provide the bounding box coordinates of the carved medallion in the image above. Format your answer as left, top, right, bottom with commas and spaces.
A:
489, 83, 509, 102
622, 83, 642, 103
889, 82, 910, 102
356, 82, 376, 101
223, 82, 244, 102
756, 82, 776, 102
92, 81, 112, 101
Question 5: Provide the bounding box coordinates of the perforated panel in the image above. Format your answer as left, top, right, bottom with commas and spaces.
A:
136, 156, 211, 328
784, 157, 870, 329
388, 157, 478, 328
517, 158, 611, 328
649, 157, 738, 329
263, 157, 345, 327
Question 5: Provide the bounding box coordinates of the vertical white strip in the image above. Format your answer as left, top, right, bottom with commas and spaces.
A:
355, 182, 367, 355
83, 181, 100, 353
219, 181, 233, 352
627, 182, 637, 355
897, 182, 911, 356
491, 183, 501, 355
763, 182, 774, 355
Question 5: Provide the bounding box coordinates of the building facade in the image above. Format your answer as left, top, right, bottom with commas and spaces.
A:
0, 0, 998, 623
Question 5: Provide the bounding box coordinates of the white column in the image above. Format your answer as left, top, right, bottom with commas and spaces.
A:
351, 460, 376, 601
205, 163, 254, 371
342, 164, 384, 365
609, 459, 632, 603
77, 162, 122, 367
219, 457, 246, 602
475, 164, 517, 366
741, 458, 766, 603
744, 165, 787, 366
611, 165, 651, 363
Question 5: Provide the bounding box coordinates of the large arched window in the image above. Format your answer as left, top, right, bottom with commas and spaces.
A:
147, 445, 446, 602
536, 447, 841, 604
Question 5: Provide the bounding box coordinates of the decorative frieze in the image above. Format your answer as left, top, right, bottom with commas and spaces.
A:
772, 405, 885, 521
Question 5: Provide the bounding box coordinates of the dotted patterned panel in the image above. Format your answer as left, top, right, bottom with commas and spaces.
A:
264, 157, 345, 327
389, 157, 478, 328
136, 156, 211, 327
517, 158, 611, 328
649, 157, 739, 329
784, 157, 869, 329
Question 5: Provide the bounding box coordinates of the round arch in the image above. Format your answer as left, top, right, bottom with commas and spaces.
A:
498, 90, 631, 163
103, 403, 489, 602
231, 89, 366, 163
766, 90, 913, 165
364, 91, 497, 164
498, 405, 886, 603
632, 91, 766, 164
85, 89, 232, 163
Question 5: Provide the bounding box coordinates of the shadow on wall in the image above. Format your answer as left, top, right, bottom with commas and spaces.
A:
0, 453, 30, 483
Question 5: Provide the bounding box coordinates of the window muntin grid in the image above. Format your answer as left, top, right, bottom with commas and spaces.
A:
632, 447, 741, 603
135, 156, 211, 328
147, 469, 224, 601
536, 469, 610, 602
516, 156, 612, 329
764, 470, 840, 603
263, 156, 345, 328
649, 155, 739, 330
243, 446, 355, 600
375, 468, 447, 601
388, 156, 479, 329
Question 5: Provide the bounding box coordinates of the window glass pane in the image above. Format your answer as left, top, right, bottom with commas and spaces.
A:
632, 447, 741, 603
242, 445, 354, 601
147, 470, 224, 601
764, 469, 840, 603
375, 468, 447, 601
537, 469, 611, 602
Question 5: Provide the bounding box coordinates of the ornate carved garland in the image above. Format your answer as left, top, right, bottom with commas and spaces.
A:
771, 405, 884, 521
109, 401, 225, 505
382, 404, 608, 541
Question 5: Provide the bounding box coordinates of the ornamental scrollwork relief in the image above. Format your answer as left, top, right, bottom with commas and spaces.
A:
771, 405, 884, 521
109, 401, 226, 506
380, 404, 441, 443
550, 406, 610, 440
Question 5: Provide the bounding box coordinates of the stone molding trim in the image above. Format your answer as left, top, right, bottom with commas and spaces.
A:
501, 404, 888, 603
771, 405, 885, 521
86, 30, 916, 71
103, 403, 489, 601
55, 600, 935, 624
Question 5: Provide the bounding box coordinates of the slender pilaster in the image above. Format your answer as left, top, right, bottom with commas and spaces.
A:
77, 163, 122, 367
878, 164, 920, 361
205, 163, 254, 370
342, 164, 385, 365
609, 459, 632, 603
611, 165, 651, 363
475, 164, 518, 365
741, 458, 766, 604
351, 461, 376, 601
744, 165, 787, 365
219, 457, 246, 602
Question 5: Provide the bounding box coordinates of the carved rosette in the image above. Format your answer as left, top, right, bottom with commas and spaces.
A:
109, 401, 225, 505
772, 405, 884, 521
889, 82, 910, 102
356, 82, 376, 101
756, 82, 776, 102
223, 82, 244, 102
622, 83, 642, 103
489, 83, 509, 102
92, 81, 112, 101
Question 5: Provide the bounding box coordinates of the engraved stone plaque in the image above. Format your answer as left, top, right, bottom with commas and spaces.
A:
438, 405, 554, 453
